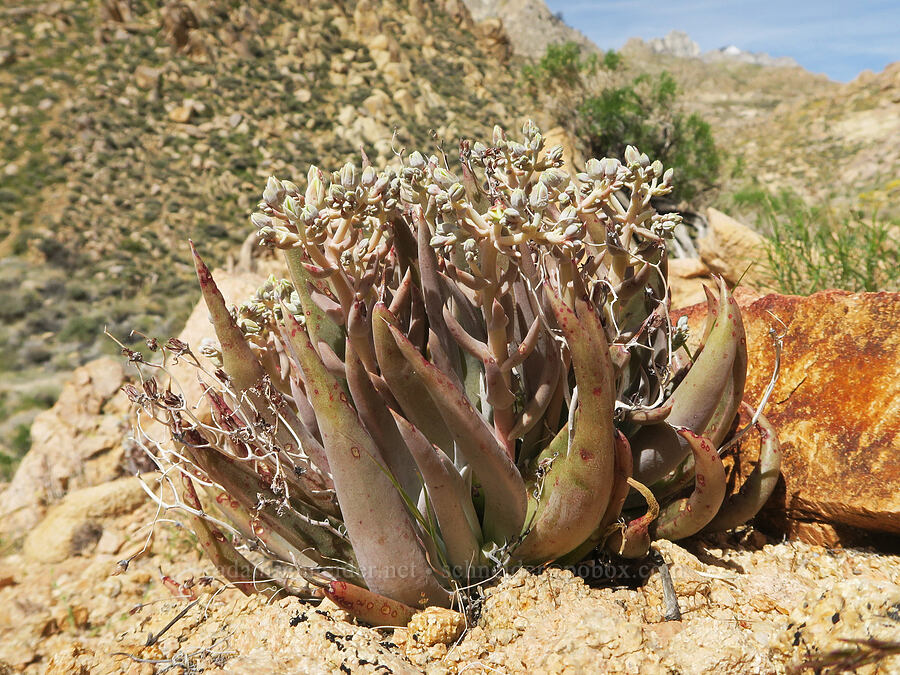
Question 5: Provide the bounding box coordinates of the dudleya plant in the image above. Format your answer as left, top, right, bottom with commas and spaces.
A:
126, 121, 780, 625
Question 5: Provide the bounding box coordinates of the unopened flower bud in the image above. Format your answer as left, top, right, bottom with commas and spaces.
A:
529, 181, 549, 209
283, 195, 300, 219
522, 119, 539, 139
282, 180, 300, 195
545, 144, 564, 164
250, 212, 272, 229
300, 204, 318, 225
340, 162, 357, 189
306, 166, 325, 206
585, 158, 603, 180
372, 174, 390, 194
432, 167, 457, 190
448, 182, 466, 203
408, 151, 426, 170
263, 176, 285, 208
510, 188, 527, 211
508, 142, 527, 158
558, 205, 577, 227
361, 166, 376, 187
602, 157, 621, 178
624, 145, 640, 165
503, 207, 522, 222
540, 168, 568, 189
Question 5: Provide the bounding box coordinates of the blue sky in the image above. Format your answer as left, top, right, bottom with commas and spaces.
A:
544, 1, 900, 82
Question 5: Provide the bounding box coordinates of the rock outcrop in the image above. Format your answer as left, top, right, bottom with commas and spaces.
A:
22, 477, 150, 564
698, 207, 774, 291
677, 289, 900, 547
461, 0, 597, 58
0, 357, 130, 535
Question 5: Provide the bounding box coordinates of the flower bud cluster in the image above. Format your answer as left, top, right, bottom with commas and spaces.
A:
247, 121, 682, 292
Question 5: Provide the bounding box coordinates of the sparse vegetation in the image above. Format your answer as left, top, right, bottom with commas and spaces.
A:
578, 72, 719, 202
0, 0, 526, 463
730, 187, 900, 294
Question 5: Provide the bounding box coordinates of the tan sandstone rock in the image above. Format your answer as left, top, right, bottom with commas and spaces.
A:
542, 126, 583, 173
699, 208, 774, 291
406, 607, 466, 647
0, 357, 129, 535
668, 257, 712, 308
22, 477, 150, 564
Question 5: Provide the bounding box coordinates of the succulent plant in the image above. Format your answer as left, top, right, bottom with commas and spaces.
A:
126, 121, 780, 623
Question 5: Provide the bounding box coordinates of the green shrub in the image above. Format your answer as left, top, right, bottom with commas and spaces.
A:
521, 43, 720, 203
578, 72, 719, 202
521, 41, 598, 93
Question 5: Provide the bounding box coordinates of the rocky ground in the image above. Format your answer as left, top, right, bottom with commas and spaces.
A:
0, 258, 896, 673
1, 484, 898, 674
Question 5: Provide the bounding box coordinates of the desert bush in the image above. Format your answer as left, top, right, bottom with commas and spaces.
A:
522, 42, 720, 202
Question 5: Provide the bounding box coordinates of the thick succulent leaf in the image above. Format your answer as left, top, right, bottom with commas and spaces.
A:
345, 341, 420, 499
513, 284, 616, 563
391, 411, 483, 571
202, 485, 312, 566
412, 207, 462, 382
184, 432, 356, 574
558, 429, 634, 563
508, 352, 561, 440
624, 398, 674, 425
178, 472, 283, 597
630, 422, 687, 486
652, 428, 727, 540
190, 242, 266, 391
702, 291, 748, 447
282, 305, 448, 606
371, 303, 455, 455
705, 407, 781, 532
323, 580, 417, 626
192, 245, 326, 480
383, 319, 526, 544
283, 248, 345, 357
666, 277, 739, 434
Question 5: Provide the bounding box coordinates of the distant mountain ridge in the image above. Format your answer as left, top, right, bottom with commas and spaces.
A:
639, 30, 800, 69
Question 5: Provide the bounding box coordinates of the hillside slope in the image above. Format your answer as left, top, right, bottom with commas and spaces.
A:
0, 0, 532, 463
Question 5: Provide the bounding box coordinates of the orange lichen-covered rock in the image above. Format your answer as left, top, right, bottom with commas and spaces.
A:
676, 289, 900, 547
